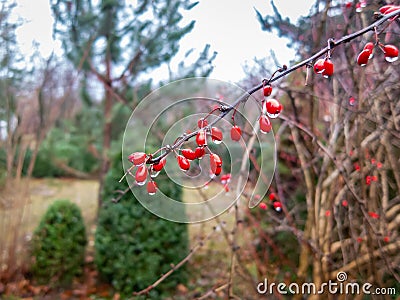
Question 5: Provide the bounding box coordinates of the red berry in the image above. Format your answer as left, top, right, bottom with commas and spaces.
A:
269, 193, 276, 201
259, 202, 267, 210
379, 5, 397, 14
349, 96, 356, 106
198, 118, 208, 128
273, 201, 282, 212
357, 49, 371, 66
383, 236, 390, 243
366, 175, 372, 185
147, 181, 157, 195
214, 165, 222, 176
220, 173, 231, 184
357, 237, 363, 243
345, 2, 352, 9
196, 130, 207, 146
211, 127, 223, 144
152, 157, 166, 172
368, 211, 379, 219
230, 126, 242, 141
354, 162, 360, 171
325, 210, 331, 217
128, 152, 147, 166
195, 147, 205, 159
356, 2, 362, 12
377, 162, 383, 169
263, 84, 273, 97
259, 115, 272, 134
322, 59, 334, 78
177, 155, 190, 171
181, 148, 197, 160
363, 42, 374, 59
314, 59, 326, 74
382, 6, 400, 15
383, 44, 399, 62
341, 200, 348, 207
210, 153, 222, 175
371, 175, 378, 182
135, 165, 148, 186
264, 99, 282, 119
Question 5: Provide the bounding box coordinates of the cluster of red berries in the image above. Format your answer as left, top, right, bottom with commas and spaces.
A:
125, 85, 283, 195
258, 193, 283, 212
357, 42, 398, 66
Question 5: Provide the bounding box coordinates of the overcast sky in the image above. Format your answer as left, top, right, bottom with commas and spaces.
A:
14, 0, 314, 82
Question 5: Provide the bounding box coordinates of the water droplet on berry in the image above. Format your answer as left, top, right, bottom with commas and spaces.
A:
150, 171, 160, 178
385, 56, 399, 63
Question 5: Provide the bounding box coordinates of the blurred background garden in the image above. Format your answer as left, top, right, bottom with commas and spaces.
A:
1, 0, 399, 299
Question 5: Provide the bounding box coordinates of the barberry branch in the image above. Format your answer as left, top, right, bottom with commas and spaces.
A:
144, 8, 400, 166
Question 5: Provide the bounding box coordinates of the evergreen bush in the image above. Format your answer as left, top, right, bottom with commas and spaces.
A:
95, 151, 189, 298
31, 199, 87, 287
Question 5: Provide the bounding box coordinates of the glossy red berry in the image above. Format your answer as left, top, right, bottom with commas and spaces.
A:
196, 130, 207, 146
383, 44, 399, 62
198, 118, 208, 128
273, 201, 282, 212
341, 200, 348, 207
220, 173, 231, 184
152, 157, 166, 172
322, 59, 334, 78
357, 49, 371, 66
364, 42, 374, 58
263, 84, 273, 97
314, 59, 326, 74
177, 155, 190, 171
128, 152, 147, 166
195, 147, 205, 159
135, 165, 148, 186
230, 126, 242, 141
381, 5, 400, 15
259, 202, 267, 210
214, 165, 222, 176
366, 175, 372, 185
383, 236, 390, 243
181, 148, 197, 160
147, 181, 157, 195
211, 127, 223, 144
379, 5, 397, 14
210, 153, 222, 175
349, 96, 356, 106
259, 115, 272, 134
269, 193, 276, 201
325, 210, 331, 217
264, 99, 282, 119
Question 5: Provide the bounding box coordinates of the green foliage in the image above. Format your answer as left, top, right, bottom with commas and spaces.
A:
24, 111, 101, 178
95, 151, 189, 297
31, 200, 87, 287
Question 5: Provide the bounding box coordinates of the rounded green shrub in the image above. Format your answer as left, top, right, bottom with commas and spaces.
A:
95, 151, 189, 298
31, 199, 87, 287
